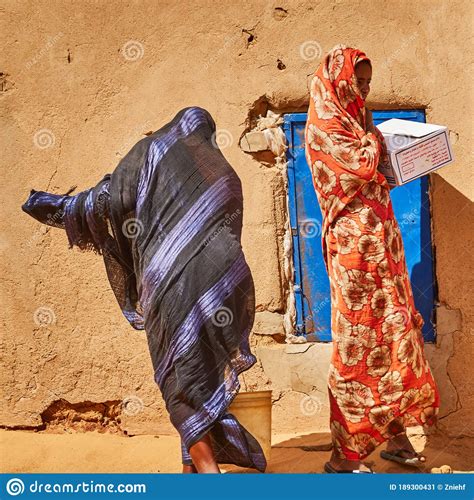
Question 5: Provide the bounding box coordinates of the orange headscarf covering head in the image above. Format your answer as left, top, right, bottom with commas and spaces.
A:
305, 44, 388, 269
313, 44, 372, 131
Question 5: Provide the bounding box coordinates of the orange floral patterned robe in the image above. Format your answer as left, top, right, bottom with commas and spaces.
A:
304, 44, 440, 460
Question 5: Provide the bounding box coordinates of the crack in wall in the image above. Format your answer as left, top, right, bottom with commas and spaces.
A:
429, 301, 464, 425
0, 399, 127, 435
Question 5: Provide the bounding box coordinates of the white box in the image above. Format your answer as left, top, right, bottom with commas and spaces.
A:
376, 118, 454, 186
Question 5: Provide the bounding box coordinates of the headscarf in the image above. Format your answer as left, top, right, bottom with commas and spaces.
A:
21, 176, 111, 253
21, 190, 71, 229
304, 44, 389, 268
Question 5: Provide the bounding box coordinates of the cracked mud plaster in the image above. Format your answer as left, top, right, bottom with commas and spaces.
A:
272, 7, 289, 21
0, 72, 15, 97
427, 303, 463, 422
240, 108, 300, 343
0, 399, 126, 435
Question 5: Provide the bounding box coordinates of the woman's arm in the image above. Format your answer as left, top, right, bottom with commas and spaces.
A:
365, 107, 375, 134
365, 108, 396, 189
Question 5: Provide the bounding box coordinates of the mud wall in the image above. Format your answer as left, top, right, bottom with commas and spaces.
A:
1, 0, 472, 438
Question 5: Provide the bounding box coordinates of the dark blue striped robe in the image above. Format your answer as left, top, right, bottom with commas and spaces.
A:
24, 107, 266, 472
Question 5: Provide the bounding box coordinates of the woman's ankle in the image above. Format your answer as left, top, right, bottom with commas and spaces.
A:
189, 433, 220, 473
182, 464, 197, 473
387, 432, 412, 448
330, 453, 362, 468
194, 460, 221, 473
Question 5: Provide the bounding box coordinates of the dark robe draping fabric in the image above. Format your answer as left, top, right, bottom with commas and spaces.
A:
21, 106, 266, 472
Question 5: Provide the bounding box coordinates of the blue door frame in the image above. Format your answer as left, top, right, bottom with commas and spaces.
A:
283, 110, 437, 342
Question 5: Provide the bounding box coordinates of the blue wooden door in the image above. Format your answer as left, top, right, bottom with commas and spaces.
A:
283, 110, 436, 342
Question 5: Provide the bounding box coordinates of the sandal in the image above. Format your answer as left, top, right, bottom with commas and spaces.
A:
324, 461, 375, 474
380, 449, 426, 467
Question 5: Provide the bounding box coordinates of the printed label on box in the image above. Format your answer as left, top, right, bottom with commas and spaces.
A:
394, 132, 452, 182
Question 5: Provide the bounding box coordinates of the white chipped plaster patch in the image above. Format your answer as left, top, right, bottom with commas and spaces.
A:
240, 111, 304, 344
256, 342, 332, 433
257, 301, 465, 435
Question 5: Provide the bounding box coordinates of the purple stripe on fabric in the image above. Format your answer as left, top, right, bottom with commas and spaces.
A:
84, 189, 95, 237
136, 107, 209, 214
216, 415, 266, 472
155, 252, 249, 386
63, 195, 80, 245
123, 310, 145, 330
178, 334, 255, 447
84, 182, 110, 246
181, 440, 192, 465
177, 320, 256, 449
140, 175, 240, 312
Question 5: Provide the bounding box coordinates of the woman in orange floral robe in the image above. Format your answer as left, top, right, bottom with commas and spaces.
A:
304, 45, 440, 473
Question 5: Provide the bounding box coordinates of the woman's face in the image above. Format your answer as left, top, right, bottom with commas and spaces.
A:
355, 61, 372, 100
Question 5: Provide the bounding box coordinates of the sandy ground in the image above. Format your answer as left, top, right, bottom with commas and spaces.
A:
1, 429, 473, 474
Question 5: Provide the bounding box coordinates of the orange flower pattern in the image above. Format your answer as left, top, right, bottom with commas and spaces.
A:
305, 45, 440, 460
